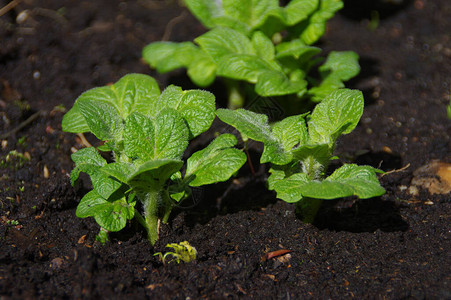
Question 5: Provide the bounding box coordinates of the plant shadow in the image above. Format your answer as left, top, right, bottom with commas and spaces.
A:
340, 0, 414, 21
314, 197, 409, 233
314, 149, 408, 233
173, 149, 277, 228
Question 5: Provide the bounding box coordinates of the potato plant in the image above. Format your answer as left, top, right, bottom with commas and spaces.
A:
62, 74, 246, 244
143, 0, 359, 108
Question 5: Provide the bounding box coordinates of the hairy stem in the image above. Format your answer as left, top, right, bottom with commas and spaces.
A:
296, 197, 323, 224
225, 79, 245, 109
141, 190, 162, 245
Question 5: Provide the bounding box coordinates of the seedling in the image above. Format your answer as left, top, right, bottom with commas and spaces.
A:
143, 0, 359, 108
154, 241, 197, 264
216, 89, 385, 222
62, 74, 246, 244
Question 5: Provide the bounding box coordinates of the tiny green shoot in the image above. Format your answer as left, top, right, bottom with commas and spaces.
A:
62, 74, 246, 245
216, 88, 385, 222
7, 219, 19, 226
154, 241, 197, 264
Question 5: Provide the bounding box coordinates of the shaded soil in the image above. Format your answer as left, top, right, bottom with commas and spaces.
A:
1, 0, 450, 298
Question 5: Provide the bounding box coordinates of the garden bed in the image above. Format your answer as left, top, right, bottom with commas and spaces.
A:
0, 0, 450, 298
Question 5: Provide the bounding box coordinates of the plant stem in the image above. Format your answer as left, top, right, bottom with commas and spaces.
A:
141, 190, 162, 245
161, 190, 173, 224
225, 79, 245, 109
296, 197, 323, 223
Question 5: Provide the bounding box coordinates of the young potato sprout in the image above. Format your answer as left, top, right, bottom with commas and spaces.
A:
216, 89, 385, 222
63, 74, 246, 244
143, 0, 359, 108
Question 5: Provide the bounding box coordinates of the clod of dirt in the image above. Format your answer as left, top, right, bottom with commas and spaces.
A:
410, 160, 451, 195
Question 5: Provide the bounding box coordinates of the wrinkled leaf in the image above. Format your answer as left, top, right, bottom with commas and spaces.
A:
195, 27, 255, 62
222, 0, 279, 31
217, 54, 274, 83
319, 51, 360, 82
76, 190, 135, 232
271, 114, 308, 152
308, 89, 363, 146
255, 70, 307, 96
158, 86, 216, 137
186, 134, 246, 186
284, 0, 319, 25
70, 147, 122, 199
215, 108, 290, 164
273, 173, 309, 202
127, 159, 184, 193
300, 164, 386, 199
184, 0, 223, 28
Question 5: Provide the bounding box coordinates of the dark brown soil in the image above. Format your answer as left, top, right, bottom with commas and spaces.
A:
1, 0, 450, 299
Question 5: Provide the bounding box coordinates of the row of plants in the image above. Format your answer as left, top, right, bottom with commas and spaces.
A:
61, 0, 385, 246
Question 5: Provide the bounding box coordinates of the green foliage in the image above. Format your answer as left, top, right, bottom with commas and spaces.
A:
143, 0, 358, 108
63, 74, 246, 244
154, 241, 197, 264
216, 89, 385, 222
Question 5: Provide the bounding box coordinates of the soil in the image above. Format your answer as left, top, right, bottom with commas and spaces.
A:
0, 0, 450, 299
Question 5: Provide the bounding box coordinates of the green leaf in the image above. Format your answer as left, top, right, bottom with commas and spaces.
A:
77, 99, 123, 142
216, 108, 271, 142
153, 109, 189, 159
299, 0, 343, 45
284, 0, 319, 25
76, 190, 136, 232
70, 147, 107, 185
158, 86, 216, 137
255, 70, 307, 96
215, 108, 290, 164
76, 190, 108, 218
267, 167, 286, 190
275, 39, 321, 59
184, 0, 223, 28
222, 0, 279, 31
308, 89, 364, 146
299, 164, 385, 199
127, 159, 183, 193
217, 54, 275, 83
70, 147, 122, 199
64, 74, 160, 140
186, 134, 247, 186
251, 31, 275, 62
100, 162, 131, 184
187, 53, 217, 87
110, 73, 161, 118
168, 172, 192, 202
273, 173, 309, 203
62, 102, 89, 133
319, 51, 360, 82
94, 197, 136, 232
307, 76, 345, 103
142, 42, 216, 87
124, 110, 188, 161
195, 27, 255, 62
271, 114, 308, 152
142, 42, 198, 73
124, 112, 155, 161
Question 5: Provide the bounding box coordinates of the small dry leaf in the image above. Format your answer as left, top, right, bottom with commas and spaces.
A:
43, 165, 49, 178
145, 283, 162, 291
78, 235, 87, 244
276, 253, 292, 264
